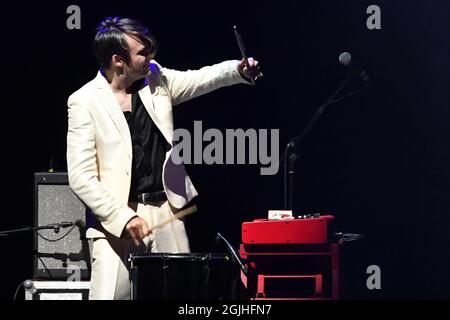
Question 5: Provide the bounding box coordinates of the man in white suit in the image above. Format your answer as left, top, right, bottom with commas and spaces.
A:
66, 16, 260, 300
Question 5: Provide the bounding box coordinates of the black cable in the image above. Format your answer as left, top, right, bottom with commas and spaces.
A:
37, 256, 54, 279
13, 281, 23, 300
37, 225, 77, 242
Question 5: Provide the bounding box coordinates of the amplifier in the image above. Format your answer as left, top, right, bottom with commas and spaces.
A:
33, 172, 92, 280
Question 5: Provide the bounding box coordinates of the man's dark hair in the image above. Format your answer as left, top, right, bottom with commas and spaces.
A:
93, 16, 158, 69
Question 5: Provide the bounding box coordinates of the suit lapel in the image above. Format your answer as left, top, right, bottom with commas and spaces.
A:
138, 81, 173, 146
94, 71, 132, 158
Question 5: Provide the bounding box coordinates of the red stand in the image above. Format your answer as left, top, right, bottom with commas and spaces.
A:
240, 216, 341, 300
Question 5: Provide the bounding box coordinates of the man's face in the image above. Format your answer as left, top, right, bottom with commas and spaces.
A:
121, 33, 153, 80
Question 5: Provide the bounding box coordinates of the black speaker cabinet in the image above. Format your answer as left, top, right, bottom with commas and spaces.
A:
33, 172, 91, 280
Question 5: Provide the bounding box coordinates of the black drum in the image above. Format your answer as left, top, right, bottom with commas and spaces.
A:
129, 253, 239, 300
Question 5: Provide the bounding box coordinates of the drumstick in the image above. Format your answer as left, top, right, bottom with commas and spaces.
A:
234, 26, 263, 84
149, 204, 197, 232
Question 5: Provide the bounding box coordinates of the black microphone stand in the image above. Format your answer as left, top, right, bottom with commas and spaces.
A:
0, 221, 79, 237
215, 232, 248, 276
284, 69, 369, 211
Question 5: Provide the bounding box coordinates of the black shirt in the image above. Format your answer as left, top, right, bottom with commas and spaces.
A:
124, 93, 169, 201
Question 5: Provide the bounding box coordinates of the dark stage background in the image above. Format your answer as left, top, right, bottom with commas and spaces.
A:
1, 0, 450, 299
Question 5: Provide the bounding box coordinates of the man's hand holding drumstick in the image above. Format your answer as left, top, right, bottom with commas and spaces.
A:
124, 205, 198, 246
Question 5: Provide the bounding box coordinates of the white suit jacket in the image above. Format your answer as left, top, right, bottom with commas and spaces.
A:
67, 60, 249, 238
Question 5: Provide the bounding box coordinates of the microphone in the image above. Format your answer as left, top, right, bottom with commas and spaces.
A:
339, 52, 370, 81
53, 220, 85, 233
58, 220, 84, 228
74, 219, 86, 228
59, 221, 75, 228
215, 232, 248, 276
